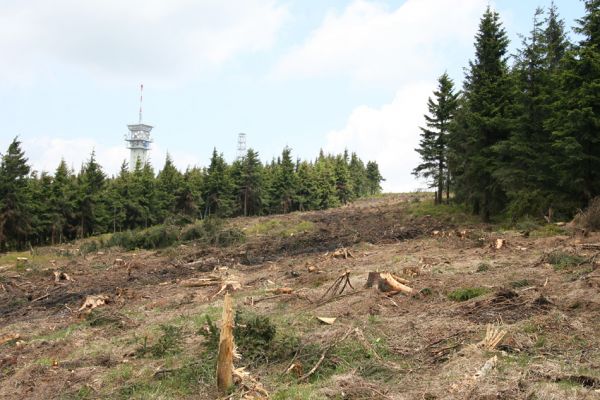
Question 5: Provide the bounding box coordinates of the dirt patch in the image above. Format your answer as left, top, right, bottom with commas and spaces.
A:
462, 288, 554, 324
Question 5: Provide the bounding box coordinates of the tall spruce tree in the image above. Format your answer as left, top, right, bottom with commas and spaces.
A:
50, 159, 78, 242
271, 147, 297, 213
549, 0, 600, 207
0, 138, 32, 250
204, 149, 235, 217
77, 151, 107, 236
348, 152, 368, 199
237, 149, 264, 216
495, 6, 570, 217
365, 161, 384, 195
449, 7, 511, 221
413, 73, 459, 204
156, 154, 183, 220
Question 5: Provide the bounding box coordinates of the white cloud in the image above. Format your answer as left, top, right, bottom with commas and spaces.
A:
16, 136, 200, 176
0, 0, 288, 85
273, 0, 486, 86
306, 0, 490, 192
326, 82, 433, 192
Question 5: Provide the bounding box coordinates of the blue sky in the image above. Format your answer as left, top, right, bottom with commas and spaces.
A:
0, 0, 585, 191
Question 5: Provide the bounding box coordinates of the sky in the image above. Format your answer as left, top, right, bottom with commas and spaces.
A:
0, 0, 586, 192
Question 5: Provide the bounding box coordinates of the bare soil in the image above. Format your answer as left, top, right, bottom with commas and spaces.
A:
1, 194, 600, 399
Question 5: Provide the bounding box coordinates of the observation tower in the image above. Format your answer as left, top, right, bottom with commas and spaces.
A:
125, 84, 153, 169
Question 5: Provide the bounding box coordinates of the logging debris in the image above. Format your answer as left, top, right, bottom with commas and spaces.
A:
331, 248, 354, 259
53, 271, 72, 282
78, 295, 110, 313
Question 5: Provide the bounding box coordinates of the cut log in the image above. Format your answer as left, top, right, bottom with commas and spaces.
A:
217, 293, 234, 394
180, 277, 221, 287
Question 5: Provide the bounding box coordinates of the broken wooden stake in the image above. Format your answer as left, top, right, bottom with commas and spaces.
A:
217, 293, 234, 394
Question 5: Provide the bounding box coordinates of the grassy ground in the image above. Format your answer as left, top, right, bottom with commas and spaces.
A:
1, 194, 599, 399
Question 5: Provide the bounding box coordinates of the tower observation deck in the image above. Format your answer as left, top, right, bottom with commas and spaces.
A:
125, 84, 153, 170
125, 123, 153, 169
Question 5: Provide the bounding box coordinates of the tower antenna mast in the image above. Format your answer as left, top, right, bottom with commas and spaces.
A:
139, 83, 143, 124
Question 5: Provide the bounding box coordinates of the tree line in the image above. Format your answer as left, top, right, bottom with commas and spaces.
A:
414, 1, 600, 221
0, 141, 383, 251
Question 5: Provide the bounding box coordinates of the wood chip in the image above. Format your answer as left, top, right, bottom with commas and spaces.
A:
317, 317, 336, 325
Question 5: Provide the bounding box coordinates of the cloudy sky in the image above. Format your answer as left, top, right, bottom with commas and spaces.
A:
0, 0, 584, 191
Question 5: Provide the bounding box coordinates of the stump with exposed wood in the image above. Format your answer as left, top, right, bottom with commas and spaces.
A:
365, 272, 413, 295
217, 293, 235, 393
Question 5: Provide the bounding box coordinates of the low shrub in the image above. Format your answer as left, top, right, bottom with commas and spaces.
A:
574, 197, 600, 231
546, 250, 586, 270
137, 324, 183, 358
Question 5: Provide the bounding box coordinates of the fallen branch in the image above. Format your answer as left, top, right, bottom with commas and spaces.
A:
299, 326, 354, 382
180, 276, 221, 287
31, 293, 50, 303
319, 270, 354, 302
0, 333, 20, 346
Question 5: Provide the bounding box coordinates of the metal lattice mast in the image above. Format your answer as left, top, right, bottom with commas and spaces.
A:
237, 132, 247, 160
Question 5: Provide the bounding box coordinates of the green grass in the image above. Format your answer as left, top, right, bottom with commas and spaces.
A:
530, 224, 567, 237
546, 251, 586, 271
447, 287, 489, 301
408, 200, 474, 221
510, 279, 530, 288
247, 219, 314, 237
33, 323, 86, 342
272, 384, 318, 400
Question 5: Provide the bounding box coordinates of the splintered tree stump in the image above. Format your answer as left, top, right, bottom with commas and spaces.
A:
217, 293, 234, 393
365, 272, 380, 288
365, 272, 414, 295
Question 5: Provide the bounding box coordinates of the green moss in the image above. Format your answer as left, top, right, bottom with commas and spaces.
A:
447, 287, 488, 301
247, 219, 314, 237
